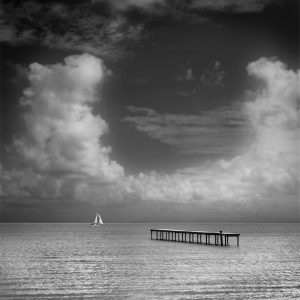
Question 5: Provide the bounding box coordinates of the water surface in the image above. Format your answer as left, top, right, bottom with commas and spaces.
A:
0, 223, 299, 299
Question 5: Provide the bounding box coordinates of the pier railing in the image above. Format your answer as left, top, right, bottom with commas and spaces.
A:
150, 229, 240, 246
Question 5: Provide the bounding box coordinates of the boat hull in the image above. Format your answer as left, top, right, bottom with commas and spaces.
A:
91, 223, 102, 226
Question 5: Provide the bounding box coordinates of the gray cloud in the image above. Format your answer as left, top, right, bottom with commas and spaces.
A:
200, 61, 226, 88
124, 104, 250, 155
0, 1, 144, 59
189, 0, 278, 13
100, 0, 277, 13
0, 0, 279, 59
175, 61, 226, 90
176, 67, 194, 82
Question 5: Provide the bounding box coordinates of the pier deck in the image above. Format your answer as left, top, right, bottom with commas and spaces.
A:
150, 228, 240, 246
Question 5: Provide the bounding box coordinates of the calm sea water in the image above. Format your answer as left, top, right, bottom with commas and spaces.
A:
0, 223, 299, 299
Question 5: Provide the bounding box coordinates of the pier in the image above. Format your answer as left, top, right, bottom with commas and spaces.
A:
150, 229, 240, 247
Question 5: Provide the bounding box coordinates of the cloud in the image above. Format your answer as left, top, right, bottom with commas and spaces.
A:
124, 104, 249, 155
0, 1, 144, 59
246, 58, 299, 128
244, 58, 299, 166
175, 61, 225, 94
120, 57, 299, 218
0, 166, 62, 199
0, 0, 278, 58
189, 0, 278, 13
199, 61, 226, 88
13, 53, 123, 182
1, 53, 124, 208
103, 0, 165, 12
176, 67, 194, 82
101, 0, 276, 13
1, 56, 299, 221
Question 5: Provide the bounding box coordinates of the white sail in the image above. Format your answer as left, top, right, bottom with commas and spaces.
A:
94, 215, 98, 224
92, 212, 103, 225
97, 213, 103, 224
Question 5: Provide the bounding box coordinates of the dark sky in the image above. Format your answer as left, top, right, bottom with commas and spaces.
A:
0, 0, 299, 222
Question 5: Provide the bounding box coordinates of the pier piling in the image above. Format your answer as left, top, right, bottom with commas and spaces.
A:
150, 229, 240, 247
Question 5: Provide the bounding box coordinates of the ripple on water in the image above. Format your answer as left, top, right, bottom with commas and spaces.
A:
0, 223, 299, 299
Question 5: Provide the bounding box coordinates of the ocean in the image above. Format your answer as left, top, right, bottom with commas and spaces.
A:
0, 223, 299, 299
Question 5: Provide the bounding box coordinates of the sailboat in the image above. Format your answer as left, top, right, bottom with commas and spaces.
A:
91, 212, 103, 226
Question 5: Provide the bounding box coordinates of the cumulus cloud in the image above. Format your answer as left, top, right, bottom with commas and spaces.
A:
246, 58, 299, 129
13, 53, 123, 182
1, 54, 124, 207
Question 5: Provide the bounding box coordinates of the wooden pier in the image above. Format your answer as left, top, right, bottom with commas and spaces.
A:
150, 229, 240, 247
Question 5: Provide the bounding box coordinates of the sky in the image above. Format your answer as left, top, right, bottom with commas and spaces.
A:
0, 0, 299, 222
